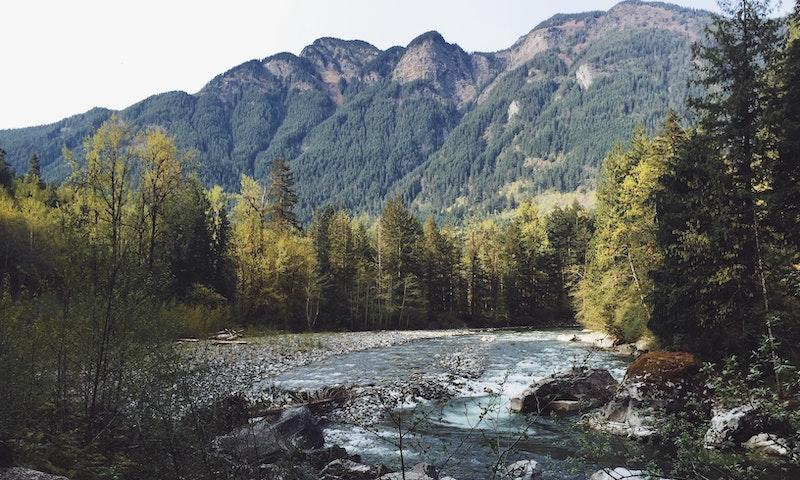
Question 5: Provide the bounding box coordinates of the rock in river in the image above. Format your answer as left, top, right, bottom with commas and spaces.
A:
586, 351, 701, 439
213, 405, 324, 462
510, 368, 618, 414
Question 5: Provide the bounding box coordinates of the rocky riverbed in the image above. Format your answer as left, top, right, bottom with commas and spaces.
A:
180, 329, 475, 407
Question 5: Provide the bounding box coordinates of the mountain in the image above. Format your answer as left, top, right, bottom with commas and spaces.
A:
0, 0, 709, 220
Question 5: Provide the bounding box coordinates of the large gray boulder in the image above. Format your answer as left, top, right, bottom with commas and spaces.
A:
0, 469, 69, 480
742, 433, 799, 460
704, 404, 790, 450
586, 352, 702, 439
213, 405, 324, 462
585, 382, 658, 439
510, 368, 618, 414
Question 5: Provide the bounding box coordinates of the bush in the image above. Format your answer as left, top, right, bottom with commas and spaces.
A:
160, 302, 234, 339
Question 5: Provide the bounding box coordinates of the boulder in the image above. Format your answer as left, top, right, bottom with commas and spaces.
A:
704, 404, 790, 449
0, 469, 69, 480
587, 352, 701, 439
379, 463, 439, 480
320, 459, 376, 480
213, 406, 324, 462
502, 459, 542, 480
510, 368, 618, 414
624, 351, 699, 384
589, 467, 671, 480
585, 382, 658, 439
743, 433, 796, 458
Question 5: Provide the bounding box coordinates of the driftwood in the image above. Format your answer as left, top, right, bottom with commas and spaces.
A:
177, 338, 200, 343
210, 339, 249, 345
209, 329, 243, 341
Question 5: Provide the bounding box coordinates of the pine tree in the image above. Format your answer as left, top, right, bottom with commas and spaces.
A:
27, 153, 43, 188
422, 217, 457, 322
545, 202, 594, 317
0, 149, 13, 192
379, 196, 424, 327
266, 157, 300, 231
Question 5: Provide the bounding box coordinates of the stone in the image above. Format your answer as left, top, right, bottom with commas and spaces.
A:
589, 467, 670, 480
379, 463, 440, 480
585, 382, 658, 439
320, 459, 375, 480
0, 469, 69, 480
703, 404, 790, 449
411, 463, 438, 479
742, 433, 797, 459
587, 351, 702, 439
213, 406, 324, 462
379, 473, 434, 480
510, 368, 618, 414
624, 351, 699, 384
503, 459, 542, 480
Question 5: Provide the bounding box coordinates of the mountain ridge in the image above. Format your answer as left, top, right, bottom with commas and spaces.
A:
0, 0, 711, 220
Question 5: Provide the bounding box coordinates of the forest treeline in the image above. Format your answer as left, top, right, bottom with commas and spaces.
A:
0, 129, 592, 335
579, 0, 800, 360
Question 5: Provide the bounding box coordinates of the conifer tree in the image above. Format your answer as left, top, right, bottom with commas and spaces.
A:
266, 156, 300, 231
0, 149, 13, 192
379, 196, 424, 327
27, 153, 43, 188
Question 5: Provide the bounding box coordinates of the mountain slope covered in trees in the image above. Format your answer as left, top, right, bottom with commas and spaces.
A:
0, 1, 709, 220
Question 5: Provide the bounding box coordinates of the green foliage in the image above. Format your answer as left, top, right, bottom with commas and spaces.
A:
577, 120, 677, 343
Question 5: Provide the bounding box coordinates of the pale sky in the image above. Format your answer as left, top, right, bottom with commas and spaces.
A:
0, 0, 792, 129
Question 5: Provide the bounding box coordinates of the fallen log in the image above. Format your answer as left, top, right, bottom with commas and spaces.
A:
210, 339, 249, 345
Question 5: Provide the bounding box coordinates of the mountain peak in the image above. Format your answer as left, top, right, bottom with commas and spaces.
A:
393, 30, 476, 104
407, 30, 447, 48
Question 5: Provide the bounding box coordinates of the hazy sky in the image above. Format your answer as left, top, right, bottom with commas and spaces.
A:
0, 0, 792, 129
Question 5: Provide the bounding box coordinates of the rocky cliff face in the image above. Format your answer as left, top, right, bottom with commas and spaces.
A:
0, 0, 710, 220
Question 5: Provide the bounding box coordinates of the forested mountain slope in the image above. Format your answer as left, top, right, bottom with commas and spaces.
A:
0, 0, 709, 220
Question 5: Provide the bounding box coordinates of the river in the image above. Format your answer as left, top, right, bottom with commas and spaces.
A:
272, 329, 640, 479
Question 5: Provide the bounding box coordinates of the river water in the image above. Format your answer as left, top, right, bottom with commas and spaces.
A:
273, 330, 643, 479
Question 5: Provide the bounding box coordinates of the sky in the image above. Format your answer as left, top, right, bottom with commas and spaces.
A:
0, 0, 793, 129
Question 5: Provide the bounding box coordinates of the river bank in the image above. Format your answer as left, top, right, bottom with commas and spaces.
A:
181, 329, 476, 405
